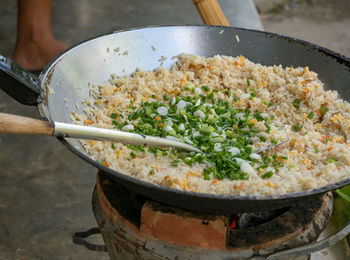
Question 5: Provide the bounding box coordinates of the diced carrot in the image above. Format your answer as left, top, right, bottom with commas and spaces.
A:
158, 123, 163, 127
249, 118, 258, 124
233, 61, 239, 66
102, 161, 109, 167
84, 120, 94, 125
188, 64, 196, 69
211, 179, 218, 184
328, 147, 333, 151
155, 116, 161, 121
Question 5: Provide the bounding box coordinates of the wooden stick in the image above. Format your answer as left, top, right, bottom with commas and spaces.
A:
0, 112, 54, 135
192, 0, 230, 26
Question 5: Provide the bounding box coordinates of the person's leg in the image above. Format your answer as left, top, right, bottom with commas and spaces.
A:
12, 0, 67, 71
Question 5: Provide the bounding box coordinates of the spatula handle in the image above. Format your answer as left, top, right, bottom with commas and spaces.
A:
0, 112, 54, 135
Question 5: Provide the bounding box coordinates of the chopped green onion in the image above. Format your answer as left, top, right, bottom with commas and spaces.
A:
259, 136, 267, 142
328, 158, 338, 165
172, 160, 180, 167
130, 152, 137, 158
111, 142, 116, 150
149, 169, 155, 175
271, 139, 278, 145
321, 104, 328, 114
199, 129, 211, 136
201, 85, 210, 91
211, 136, 225, 143
262, 171, 273, 179
96, 159, 103, 164
292, 125, 303, 132
293, 99, 301, 109
110, 113, 118, 119
262, 100, 272, 107
247, 79, 251, 86
308, 112, 314, 119
184, 157, 193, 165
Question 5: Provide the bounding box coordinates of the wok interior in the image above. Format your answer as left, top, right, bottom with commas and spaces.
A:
39, 25, 350, 188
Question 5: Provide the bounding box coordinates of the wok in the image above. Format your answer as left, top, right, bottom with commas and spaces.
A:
1, 25, 350, 214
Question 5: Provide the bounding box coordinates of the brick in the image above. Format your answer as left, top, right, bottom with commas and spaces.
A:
140, 201, 228, 249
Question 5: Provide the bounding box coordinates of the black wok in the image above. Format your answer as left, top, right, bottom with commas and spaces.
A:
1, 25, 350, 214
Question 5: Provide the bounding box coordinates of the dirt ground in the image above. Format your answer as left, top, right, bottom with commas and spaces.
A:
254, 0, 350, 57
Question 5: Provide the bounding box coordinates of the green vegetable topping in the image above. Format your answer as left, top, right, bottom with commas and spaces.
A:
308, 112, 314, 119
111, 142, 116, 150
110, 113, 118, 119
292, 125, 303, 132
320, 104, 328, 115
96, 159, 103, 164
328, 158, 338, 165
201, 85, 210, 91
270, 139, 278, 145
262, 171, 273, 179
259, 136, 267, 142
247, 79, 251, 86
293, 99, 301, 109
262, 100, 272, 107
109, 87, 283, 181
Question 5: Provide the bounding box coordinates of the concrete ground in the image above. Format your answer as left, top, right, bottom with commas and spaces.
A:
0, 0, 349, 259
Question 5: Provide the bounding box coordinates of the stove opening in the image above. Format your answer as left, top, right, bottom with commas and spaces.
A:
231, 207, 289, 229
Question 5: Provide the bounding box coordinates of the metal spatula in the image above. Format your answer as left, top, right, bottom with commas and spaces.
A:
0, 112, 201, 153
0, 112, 288, 154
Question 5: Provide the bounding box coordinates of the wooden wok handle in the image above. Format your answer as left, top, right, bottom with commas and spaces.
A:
192, 0, 229, 26
0, 112, 54, 135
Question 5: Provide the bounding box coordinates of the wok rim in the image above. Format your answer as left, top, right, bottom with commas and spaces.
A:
38, 25, 350, 203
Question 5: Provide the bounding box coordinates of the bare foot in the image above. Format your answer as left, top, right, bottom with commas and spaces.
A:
12, 35, 67, 71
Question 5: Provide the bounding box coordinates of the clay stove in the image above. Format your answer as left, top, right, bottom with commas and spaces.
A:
92, 173, 333, 260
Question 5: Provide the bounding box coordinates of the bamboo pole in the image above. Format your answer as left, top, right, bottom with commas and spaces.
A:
192, 0, 230, 26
